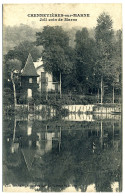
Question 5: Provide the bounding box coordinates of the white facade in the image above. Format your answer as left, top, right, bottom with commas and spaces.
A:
34, 58, 56, 92
62, 105, 95, 113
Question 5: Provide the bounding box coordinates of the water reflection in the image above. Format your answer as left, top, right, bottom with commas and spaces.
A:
3, 113, 122, 192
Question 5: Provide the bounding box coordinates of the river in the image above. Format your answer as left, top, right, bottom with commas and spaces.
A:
3, 112, 122, 192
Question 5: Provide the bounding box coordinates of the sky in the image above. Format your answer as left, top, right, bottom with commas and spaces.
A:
3, 4, 122, 30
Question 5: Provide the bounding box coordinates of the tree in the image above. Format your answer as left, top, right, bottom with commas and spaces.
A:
95, 12, 114, 45
36, 26, 74, 97
75, 28, 96, 94
95, 12, 115, 103
4, 41, 43, 105
36, 26, 69, 49
5, 59, 22, 107
4, 41, 42, 67
111, 30, 122, 103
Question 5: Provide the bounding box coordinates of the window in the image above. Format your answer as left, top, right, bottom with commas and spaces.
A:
29, 78, 32, 83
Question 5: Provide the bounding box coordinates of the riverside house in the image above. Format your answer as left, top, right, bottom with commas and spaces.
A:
19, 53, 59, 103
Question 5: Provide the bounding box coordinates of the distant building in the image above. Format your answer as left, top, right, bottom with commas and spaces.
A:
20, 53, 59, 102
34, 57, 59, 94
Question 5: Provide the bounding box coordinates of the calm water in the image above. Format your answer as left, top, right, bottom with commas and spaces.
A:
3, 113, 122, 192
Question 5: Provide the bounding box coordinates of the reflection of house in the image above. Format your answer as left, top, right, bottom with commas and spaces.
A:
20, 53, 59, 102
9, 117, 61, 170
4, 117, 121, 191
36, 129, 61, 157
62, 113, 94, 121
21, 123, 61, 170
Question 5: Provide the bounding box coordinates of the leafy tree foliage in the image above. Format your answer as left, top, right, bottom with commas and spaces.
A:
94, 12, 122, 103
3, 41, 42, 105
95, 12, 114, 79
36, 26, 69, 49
112, 30, 122, 83
95, 12, 114, 44
4, 59, 22, 106
3, 13, 122, 104
4, 41, 42, 67
75, 28, 97, 94
36, 26, 75, 94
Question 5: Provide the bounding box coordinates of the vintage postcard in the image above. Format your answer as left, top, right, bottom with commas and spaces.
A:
2, 3, 122, 192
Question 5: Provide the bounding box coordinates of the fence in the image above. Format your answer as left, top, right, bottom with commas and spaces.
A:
3, 104, 56, 115
3, 102, 121, 116
63, 104, 121, 114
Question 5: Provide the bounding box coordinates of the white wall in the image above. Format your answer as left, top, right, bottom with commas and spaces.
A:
35, 65, 55, 92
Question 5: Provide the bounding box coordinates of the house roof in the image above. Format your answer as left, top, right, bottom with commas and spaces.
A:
21, 53, 39, 77
33, 57, 45, 72
34, 57, 43, 69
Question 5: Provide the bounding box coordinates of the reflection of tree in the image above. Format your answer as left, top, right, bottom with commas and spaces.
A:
94, 147, 121, 192
30, 132, 95, 191
31, 127, 121, 192
3, 118, 122, 192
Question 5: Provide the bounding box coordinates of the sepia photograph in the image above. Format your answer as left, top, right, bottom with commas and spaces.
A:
2, 3, 122, 192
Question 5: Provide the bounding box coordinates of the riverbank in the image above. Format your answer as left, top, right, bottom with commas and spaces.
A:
3, 103, 121, 117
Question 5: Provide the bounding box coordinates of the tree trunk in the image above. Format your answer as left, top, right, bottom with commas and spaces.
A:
97, 88, 99, 103
100, 120, 103, 148
60, 72, 62, 98
11, 72, 17, 107
46, 90, 48, 101
13, 118, 16, 142
113, 85, 114, 104
11, 118, 17, 153
101, 76, 103, 104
